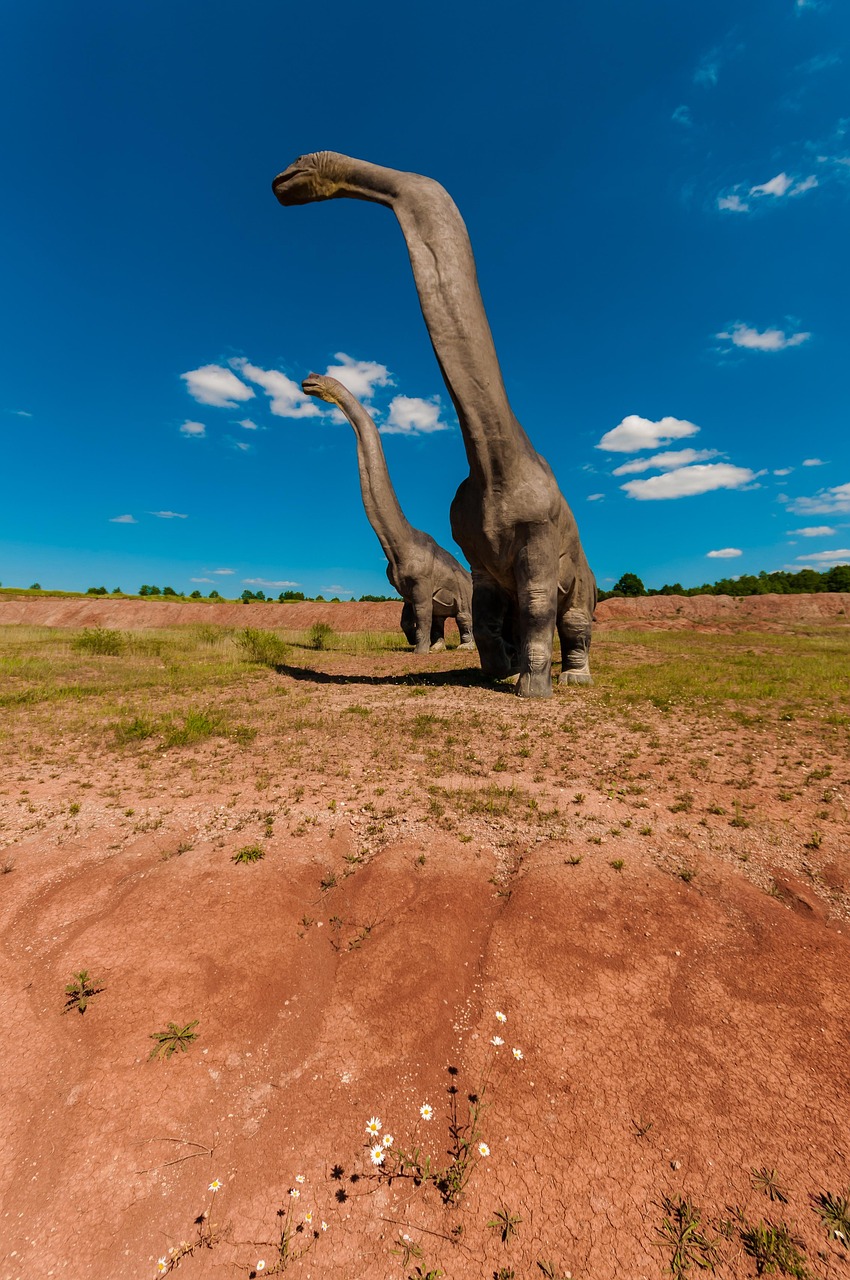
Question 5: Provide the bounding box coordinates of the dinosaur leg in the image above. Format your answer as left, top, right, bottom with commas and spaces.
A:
400, 601, 417, 647
514, 528, 559, 699
472, 572, 518, 679
429, 615, 447, 652
409, 587, 435, 655
456, 605, 476, 650
557, 606, 593, 686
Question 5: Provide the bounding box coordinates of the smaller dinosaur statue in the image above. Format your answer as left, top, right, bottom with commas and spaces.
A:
302, 373, 475, 653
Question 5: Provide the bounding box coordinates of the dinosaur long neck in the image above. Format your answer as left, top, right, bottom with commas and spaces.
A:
332, 384, 413, 566
328, 156, 534, 487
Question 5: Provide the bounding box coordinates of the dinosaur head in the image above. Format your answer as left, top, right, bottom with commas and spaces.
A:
272, 152, 347, 205
301, 373, 344, 406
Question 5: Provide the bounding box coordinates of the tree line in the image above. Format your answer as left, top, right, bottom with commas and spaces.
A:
600, 565, 850, 601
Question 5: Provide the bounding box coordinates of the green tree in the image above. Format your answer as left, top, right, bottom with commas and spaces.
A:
279, 589, 305, 601
162, 586, 178, 597
29, 582, 42, 591
825, 563, 850, 592
612, 572, 646, 597
189, 590, 202, 599
209, 589, 221, 599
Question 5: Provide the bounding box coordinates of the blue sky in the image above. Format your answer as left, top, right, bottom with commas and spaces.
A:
1, 0, 848, 596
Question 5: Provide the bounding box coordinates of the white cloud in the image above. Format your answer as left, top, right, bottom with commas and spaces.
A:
210, 567, 235, 575
774, 467, 793, 476
612, 448, 719, 476
620, 463, 758, 501
380, 395, 450, 435
672, 105, 693, 127
718, 193, 750, 212
750, 172, 794, 197
180, 420, 206, 438
795, 549, 850, 563
231, 359, 320, 419
323, 352, 392, 401
790, 174, 818, 195
13, 409, 32, 417
150, 511, 188, 519
707, 547, 743, 558
236, 418, 259, 430
802, 457, 826, 466
716, 323, 811, 352
190, 577, 215, 583
796, 525, 837, 536
694, 56, 719, 87
230, 439, 252, 452
586, 493, 605, 501
788, 483, 850, 514
243, 578, 301, 588
182, 364, 255, 408
597, 414, 701, 454
322, 584, 354, 594
109, 514, 137, 524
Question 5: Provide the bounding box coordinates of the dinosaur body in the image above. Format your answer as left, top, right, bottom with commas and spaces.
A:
275, 152, 595, 697
302, 373, 474, 653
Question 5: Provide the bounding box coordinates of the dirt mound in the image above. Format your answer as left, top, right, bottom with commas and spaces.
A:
0, 595, 406, 632
596, 592, 850, 631
3, 591, 849, 635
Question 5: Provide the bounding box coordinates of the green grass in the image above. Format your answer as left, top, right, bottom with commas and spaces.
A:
593, 628, 850, 713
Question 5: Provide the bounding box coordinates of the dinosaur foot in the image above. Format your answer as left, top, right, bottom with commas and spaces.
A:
559, 669, 593, 686
456, 639, 477, 651
516, 670, 554, 700
429, 638, 446, 653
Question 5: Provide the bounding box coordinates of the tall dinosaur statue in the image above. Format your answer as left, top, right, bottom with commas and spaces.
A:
273, 151, 597, 698
301, 372, 475, 653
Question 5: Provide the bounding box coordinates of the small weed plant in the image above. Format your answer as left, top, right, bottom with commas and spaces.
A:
250, 1174, 329, 1275
149, 1019, 199, 1060
63, 969, 104, 1014
655, 1195, 721, 1277
813, 1188, 850, 1247
236, 628, 289, 667
309, 621, 336, 651
740, 1219, 809, 1277
74, 626, 125, 656
488, 1206, 522, 1244
155, 1179, 225, 1274
360, 1011, 521, 1207
232, 844, 265, 865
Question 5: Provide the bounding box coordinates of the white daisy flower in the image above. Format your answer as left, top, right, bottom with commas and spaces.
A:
256, 1263, 265, 1273
289, 1187, 300, 1198
294, 1174, 305, 1184
495, 1011, 507, 1023
208, 1179, 222, 1192
382, 1133, 394, 1147
420, 1103, 433, 1121
157, 1260, 168, 1276
365, 1116, 382, 1135
321, 1221, 329, 1231
478, 1142, 490, 1157
512, 1047, 523, 1060
370, 1144, 385, 1166
491, 1035, 504, 1046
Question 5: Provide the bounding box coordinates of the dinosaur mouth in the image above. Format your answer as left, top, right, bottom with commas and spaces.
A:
271, 170, 292, 199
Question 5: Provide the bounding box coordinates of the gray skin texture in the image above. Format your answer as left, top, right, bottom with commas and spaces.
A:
274, 151, 596, 697
301, 373, 475, 653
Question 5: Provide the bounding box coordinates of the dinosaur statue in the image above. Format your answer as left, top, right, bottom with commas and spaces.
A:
301, 372, 475, 653
273, 151, 597, 697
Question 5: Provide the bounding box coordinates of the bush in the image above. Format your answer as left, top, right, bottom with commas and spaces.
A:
74, 627, 125, 656
309, 621, 336, 651
235, 628, 289, 666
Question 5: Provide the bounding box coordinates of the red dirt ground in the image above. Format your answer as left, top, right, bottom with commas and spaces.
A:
1, 597, 849, 1280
